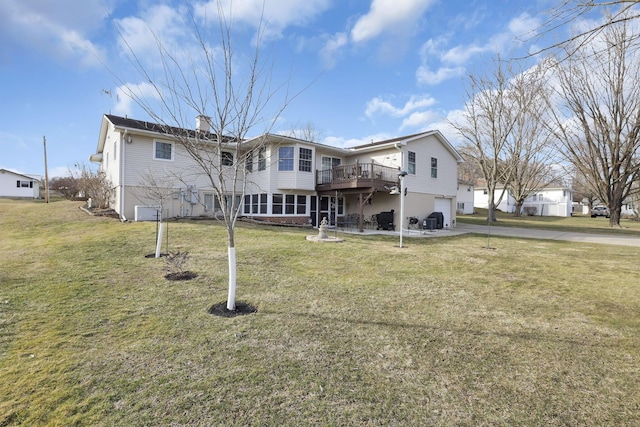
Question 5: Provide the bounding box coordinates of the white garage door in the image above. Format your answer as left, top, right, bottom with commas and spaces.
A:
434, 198, 452, 228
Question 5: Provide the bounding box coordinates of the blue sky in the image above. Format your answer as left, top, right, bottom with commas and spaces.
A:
0, 0, 555, 178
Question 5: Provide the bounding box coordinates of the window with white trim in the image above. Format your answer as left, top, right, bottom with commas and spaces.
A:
247, 194, 267, 214
297, 195, 307, 214
245, 149, 253, 173
430, 157, 438, 178
272, 193, 283, 214
154, 141, 173, 161
278, 147, 294, 171
204, 194, 214, 211
408, 151, 416, 174
258, 147, 266, 171
221, 151, 234, 166
285, 194, 295, 214
299, 148, 312, 172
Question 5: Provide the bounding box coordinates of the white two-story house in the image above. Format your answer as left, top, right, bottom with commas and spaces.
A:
90, 114, 464, 229
474, 185, 574, 217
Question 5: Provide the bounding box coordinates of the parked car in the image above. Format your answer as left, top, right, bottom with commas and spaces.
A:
590, 206, 610, 218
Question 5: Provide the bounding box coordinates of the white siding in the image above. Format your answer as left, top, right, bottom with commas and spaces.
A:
456, 183, 475, 214
0, 170, 40, 198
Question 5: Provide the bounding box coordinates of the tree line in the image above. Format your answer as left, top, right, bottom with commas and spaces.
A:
452, 6, 640, 227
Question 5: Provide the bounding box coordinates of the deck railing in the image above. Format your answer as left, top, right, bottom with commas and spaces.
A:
316, 162, 399, 186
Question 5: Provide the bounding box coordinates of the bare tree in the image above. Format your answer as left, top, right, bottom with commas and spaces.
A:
450, 58, 521, 222
114, 1, 296, 310
72, 163, 113, 209
49, 176, 80, 200
527, 1, 640, 60
571, 168, 600, 211
281, 121, 323, 142
507, 64, 563, 216
133, 168, 179, 221
548, 17, 640, 226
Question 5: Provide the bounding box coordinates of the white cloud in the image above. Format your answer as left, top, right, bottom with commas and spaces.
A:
113, 83, 162, 117
416, 65, 465, 85
400, 110, 440, 130
194, 0, 332, 40
322, 133, 394, 148
320, 32, 348, 69
0, 0, 107, 67
115, 5, 193, 65
449, 45, 484, 64
415, 12, 542, 87
365, 95, 436, 119
351, 0, 435, 43
508, 13, 540, 40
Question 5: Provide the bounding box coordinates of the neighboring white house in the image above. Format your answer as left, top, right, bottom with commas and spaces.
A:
90, 114, 464, 228
474, 186, 515, 213
474, 185, 574, 217
522, 187, 574, 217
0, 169, 41, 199
578, 198, 638, 217
456, 181, 475, 215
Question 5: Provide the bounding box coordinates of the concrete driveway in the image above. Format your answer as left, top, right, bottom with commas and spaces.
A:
455, 223, 640, 247
342, 223, 640, 247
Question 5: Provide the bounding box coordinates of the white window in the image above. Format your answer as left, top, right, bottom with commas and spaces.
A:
221, 151, 234, 166
297, 195, 307, 214
272, 193, 283, 214
258, 147, 266, 171
154, 141, 173, 161
299, 148, 312, 172
204, 194, 214, 211
431, 157, 438, 178
246, 193, 268, 214
245, 149, 253, 173
278, 147, 294, 171
285, 194, 295, 214
408, 151, 416, 174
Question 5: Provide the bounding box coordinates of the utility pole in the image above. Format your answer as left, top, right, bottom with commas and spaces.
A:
43, 136, 49, 203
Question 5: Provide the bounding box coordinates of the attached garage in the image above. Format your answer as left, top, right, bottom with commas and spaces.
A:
434, 198, 452, 228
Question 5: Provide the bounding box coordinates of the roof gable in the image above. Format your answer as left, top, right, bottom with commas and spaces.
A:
0, 168, 41, 181
348, 130, 464, 162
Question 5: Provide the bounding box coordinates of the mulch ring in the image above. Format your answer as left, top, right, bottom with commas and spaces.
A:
165, 271, 198, 281
208, 301, 257, 318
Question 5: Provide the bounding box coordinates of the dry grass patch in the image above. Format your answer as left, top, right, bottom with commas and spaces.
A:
1, 199, 639, 425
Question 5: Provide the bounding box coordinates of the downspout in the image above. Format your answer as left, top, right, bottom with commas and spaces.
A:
394, 143, 404, 170
120, 130, 128, 222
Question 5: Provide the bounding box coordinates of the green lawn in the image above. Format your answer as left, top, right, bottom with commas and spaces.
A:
1, 199, 639, 426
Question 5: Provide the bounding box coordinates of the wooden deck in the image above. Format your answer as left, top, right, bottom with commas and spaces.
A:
315, 162, 399, 193
316, 162, 401, 232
